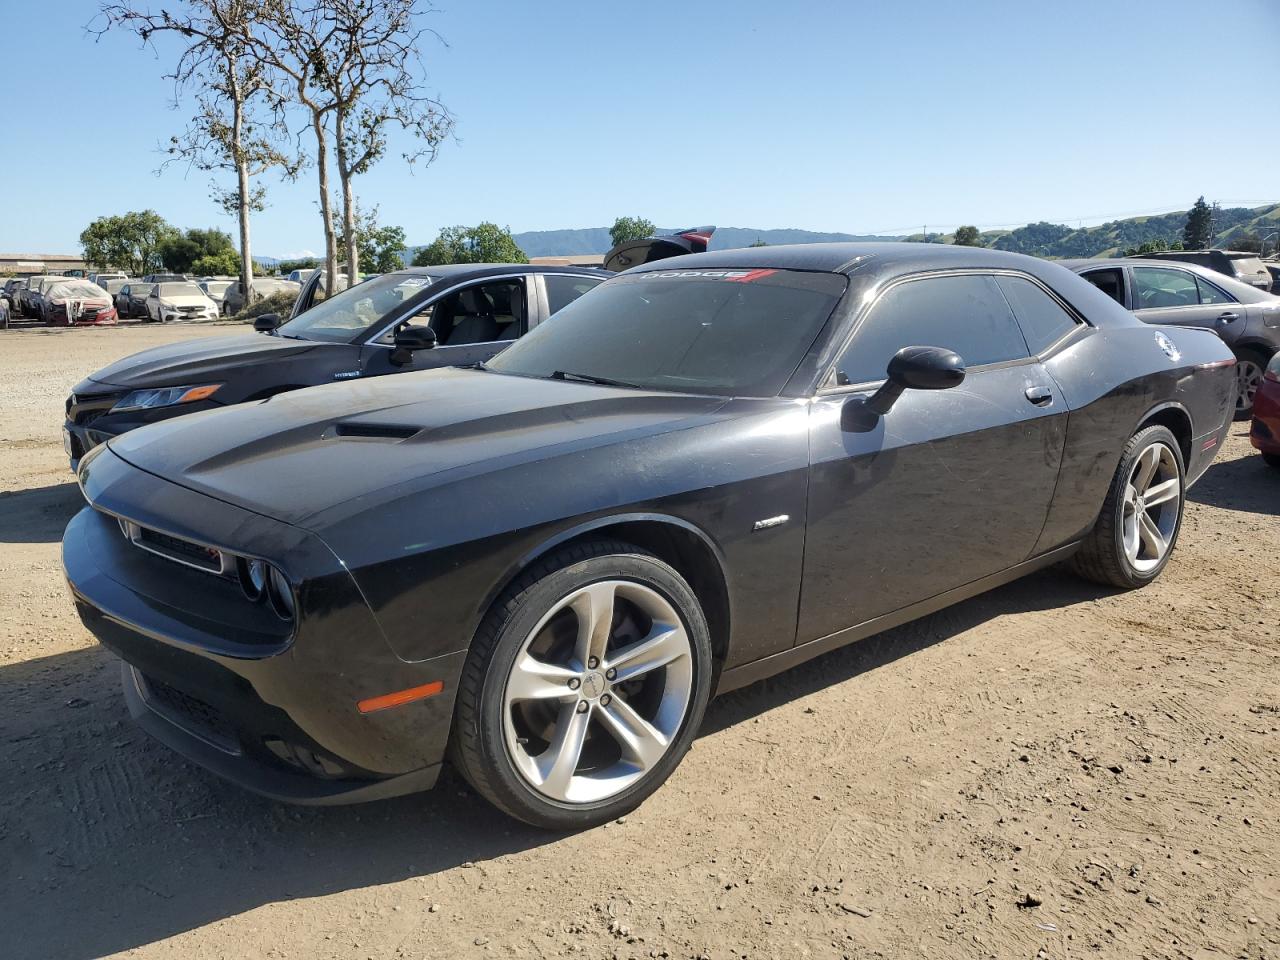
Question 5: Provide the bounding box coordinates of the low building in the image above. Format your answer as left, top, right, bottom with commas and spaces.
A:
0, 253, 89, 276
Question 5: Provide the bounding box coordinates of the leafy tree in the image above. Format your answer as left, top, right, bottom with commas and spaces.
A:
80, 210, 179, 275
248, 0, 453, 291
1183, 196, 1213, 250
411, 223, 527, 266
159, 227, 238, 272
609, 216, 656, 248
953, 225, 983, 247
191, 251, 242, 276
99, 0, 299, 310
1227, 232, 1263, 253
337, 207, 407, 273
748, 239, 768, 247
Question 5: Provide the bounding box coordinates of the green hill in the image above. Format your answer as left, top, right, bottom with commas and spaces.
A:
986, 204, 1280, 258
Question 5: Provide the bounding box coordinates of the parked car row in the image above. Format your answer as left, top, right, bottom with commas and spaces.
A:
60, 236, 1247, 830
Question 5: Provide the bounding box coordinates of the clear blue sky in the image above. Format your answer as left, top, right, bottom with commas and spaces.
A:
4, 0, 1278, 256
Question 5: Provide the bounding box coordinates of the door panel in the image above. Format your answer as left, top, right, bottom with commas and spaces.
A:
799, 363, 1066, 643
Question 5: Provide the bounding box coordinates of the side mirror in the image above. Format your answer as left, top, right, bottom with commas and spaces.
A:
254, 313, 280, 333
843, 346, 965, 429
390, 325, 437, 365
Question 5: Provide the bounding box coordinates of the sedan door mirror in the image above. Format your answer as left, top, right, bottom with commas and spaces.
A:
844, 346, 966, 430
390, 325, 437, 365
254, 313, 281, 333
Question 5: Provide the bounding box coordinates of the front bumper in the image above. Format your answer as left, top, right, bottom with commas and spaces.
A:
1250, 377, 1280, 455
63, 449, 466, 804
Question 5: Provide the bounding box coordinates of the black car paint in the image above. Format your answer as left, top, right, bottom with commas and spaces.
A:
63, 243, 1236, 804
63, 264, 608, 467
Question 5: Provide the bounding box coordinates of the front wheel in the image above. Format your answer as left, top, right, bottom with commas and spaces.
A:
451, 540, 712, 830
1072, 424, 1185, 589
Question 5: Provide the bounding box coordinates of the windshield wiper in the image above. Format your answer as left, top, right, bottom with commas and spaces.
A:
550, 370, 638, 388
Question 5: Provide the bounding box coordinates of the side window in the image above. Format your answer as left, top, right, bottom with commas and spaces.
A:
835, 274, 1029, 386
1081, 268, 1125, 306
394, 279, 526, 347
1195, 276, 1234, 305
1132, 267, 1198, 309
995, 276, 1081, 355
545, 274, 603, 315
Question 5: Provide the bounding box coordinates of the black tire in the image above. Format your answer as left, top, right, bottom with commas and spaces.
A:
1071, 424, 1185, 589
451, 539, 713, 830
1263, 453, 1280, 470
1233, 347, 1268, 421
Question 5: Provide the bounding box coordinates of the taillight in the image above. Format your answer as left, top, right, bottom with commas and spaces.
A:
1265, 352, 1280, 383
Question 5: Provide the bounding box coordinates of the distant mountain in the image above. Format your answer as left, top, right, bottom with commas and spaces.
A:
285, 203, 1280, 267
507, 226, 906, 258
984, 203, 1280, 259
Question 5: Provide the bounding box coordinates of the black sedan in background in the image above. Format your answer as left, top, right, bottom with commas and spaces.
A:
64, 243, 1235, 829
1065, 257, 1280, 417
63, 264, 607, 467
114, 281, 154, 320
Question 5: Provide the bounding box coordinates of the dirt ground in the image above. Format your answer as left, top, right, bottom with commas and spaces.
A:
1, 322, 1278, 960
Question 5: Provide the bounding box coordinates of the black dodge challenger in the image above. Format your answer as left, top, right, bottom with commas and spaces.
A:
62, 264, 608, 468
63, 243, 1236, 829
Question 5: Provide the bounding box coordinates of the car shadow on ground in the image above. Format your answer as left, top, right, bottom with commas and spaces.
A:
1187, 432, 1277, 516
0, 565, 1112, 960
0, 481, 83, 543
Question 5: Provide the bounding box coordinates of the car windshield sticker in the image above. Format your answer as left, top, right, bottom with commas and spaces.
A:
616, 269, 779, 284
399, 278, 432, 289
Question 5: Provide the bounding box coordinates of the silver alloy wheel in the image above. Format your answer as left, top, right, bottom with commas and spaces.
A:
1121, 441, 1180, 572
1237, 359, 1263, 411
501, 579, 693, 805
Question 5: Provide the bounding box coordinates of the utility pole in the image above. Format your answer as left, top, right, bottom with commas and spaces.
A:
1209, 201, 1221, 248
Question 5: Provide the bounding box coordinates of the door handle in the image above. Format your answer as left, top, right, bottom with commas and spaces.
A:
1217, 312, 1239, 322
1025, 385, 1053, 406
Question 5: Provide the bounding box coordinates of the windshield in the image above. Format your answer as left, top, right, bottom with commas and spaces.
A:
279, 272, 439, 342
156, 282, 204, 298
487, 268, 848, 396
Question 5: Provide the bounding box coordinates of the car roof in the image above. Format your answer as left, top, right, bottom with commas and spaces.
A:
628, 240, 1089, 284
385, 263, 610, 279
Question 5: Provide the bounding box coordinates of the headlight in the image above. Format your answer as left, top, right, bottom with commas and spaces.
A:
111, 383, 222, 412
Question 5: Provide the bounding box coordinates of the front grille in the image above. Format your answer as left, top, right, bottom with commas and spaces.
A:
178, 305, 202, 313
80, 308, 100, 321
131, 524, 226, 573
138, 671, 240, 755
69, 392, 121, 425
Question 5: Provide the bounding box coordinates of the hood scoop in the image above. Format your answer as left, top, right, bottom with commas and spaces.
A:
332, 421, 421, 441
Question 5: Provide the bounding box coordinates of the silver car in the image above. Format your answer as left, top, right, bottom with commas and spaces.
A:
1066, 257, 1280, 417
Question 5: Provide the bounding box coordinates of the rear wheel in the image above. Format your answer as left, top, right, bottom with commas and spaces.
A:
452, 540, 712, 830
1234, 348, 1267, 420
1072, 425, 1185, 589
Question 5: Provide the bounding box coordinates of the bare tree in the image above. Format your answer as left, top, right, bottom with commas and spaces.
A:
251, 0, 452, 290
97, 0, 296, 305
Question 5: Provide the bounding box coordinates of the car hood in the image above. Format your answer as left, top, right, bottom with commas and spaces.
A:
105, 368, 731, 527
159, 294, 213, 307
88, 333, 322, 389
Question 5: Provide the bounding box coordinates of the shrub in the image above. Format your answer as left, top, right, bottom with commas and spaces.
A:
232, 290, 296, 322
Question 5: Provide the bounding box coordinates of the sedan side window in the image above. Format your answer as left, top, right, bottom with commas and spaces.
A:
545, 275, 603, 315
834, 274, 1029, 386
994, 276, 1081, 355
1132, 267, 1198, 309
1195, 276, 1234, 305
378, 279, 527, 346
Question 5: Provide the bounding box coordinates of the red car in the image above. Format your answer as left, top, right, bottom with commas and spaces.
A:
1251, 351, 1280, 468
44, 279, 117, 326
